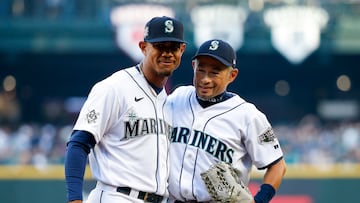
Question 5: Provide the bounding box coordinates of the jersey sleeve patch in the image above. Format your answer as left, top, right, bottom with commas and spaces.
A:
258, 127, 276, 144
86, 109, 100, 124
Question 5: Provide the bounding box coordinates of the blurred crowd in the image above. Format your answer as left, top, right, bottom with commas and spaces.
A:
275, 115, 360, 164
0, 115, 359, 167
0, 123, 71, 166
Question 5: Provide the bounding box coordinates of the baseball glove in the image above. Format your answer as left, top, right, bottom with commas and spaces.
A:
200, 162, 253, 203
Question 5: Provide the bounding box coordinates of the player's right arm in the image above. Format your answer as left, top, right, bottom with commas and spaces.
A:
261, 158, 286, 190
254, 158, 286, 203
65, 130, 96, 203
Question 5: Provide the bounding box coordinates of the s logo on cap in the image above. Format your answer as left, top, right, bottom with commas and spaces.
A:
164, 20, 174, 33
144, 26, 149, 39
209, 40, 219, 51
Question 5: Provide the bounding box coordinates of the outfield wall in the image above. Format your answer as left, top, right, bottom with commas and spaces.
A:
0, 164, 359, 203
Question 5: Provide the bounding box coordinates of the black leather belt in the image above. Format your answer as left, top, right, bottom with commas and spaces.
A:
116, 187, 163, 203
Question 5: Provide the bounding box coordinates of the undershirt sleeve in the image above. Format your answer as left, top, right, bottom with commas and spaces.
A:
64, 130, 96, 201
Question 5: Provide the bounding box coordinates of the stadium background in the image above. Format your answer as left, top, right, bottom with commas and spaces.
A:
0, 0, 359, 202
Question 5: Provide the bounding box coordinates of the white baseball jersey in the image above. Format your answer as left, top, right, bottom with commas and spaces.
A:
167, 86, 283, 202
73, 65, 172, 197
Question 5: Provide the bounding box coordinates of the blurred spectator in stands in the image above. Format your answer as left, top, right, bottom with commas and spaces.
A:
340, 122, 360, 162
0, 126, 12, 164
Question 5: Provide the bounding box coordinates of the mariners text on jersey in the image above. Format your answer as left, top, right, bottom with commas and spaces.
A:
124, 118, 172, 140
171, 126, 234, 163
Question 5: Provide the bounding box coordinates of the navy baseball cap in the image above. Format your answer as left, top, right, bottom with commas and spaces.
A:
144, 16, 186, 43
192, 39, 236, 67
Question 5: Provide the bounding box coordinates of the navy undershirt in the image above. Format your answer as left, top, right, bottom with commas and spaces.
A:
65, 130, 96, 201
196, 91, 234, 108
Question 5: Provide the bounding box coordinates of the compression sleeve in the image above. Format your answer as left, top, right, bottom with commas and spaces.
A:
65, 130, 96, 202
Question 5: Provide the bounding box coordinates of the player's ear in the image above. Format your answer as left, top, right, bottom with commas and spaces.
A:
139, 41, 147, 54
179, 43, 186, 54
192, 59, 197, 70
229, 68, 238, 82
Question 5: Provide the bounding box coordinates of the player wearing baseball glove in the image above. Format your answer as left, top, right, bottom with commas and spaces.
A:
166, 39, 286, 203
201, 162, 253, 203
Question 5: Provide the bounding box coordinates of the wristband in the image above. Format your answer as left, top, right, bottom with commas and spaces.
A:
254, 184, 276, 203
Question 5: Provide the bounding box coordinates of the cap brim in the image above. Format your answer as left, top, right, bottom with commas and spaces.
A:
145, 37, 186, 43
192, 53, 233, 67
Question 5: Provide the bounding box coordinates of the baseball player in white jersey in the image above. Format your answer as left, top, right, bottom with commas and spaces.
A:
64, 16, 186, 203
166, 39, 286, 203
